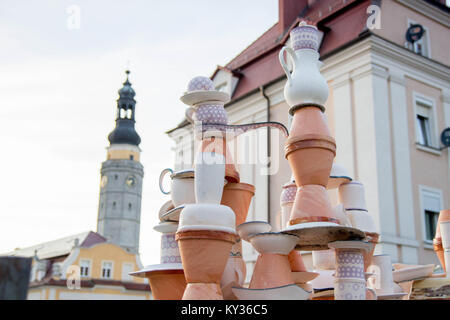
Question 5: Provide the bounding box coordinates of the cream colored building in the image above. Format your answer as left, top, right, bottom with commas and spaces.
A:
166, 0, 450, 278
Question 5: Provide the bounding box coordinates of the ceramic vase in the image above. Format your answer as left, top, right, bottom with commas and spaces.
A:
159, 168, 195, 207
248, 232, 299, 289
288, 250, 307, 272
147, 270, 187, 300
329, 241, 370, 300
279, 22, 328, 110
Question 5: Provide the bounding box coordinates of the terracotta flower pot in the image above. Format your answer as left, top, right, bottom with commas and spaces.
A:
198, 137, 239, 183
285, 134, 336, 187
289, 185, 338, 226
289, 106, 331, 138
221, 182, 255, 226
147, 270, 187, 300
249, 253, 294, 289
288, 250, 307, 272
433, 239, 446, 272
176, 230, 235, 300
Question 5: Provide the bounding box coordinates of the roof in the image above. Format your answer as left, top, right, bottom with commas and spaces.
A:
167, 0, 372, 134
4, 231, 107, 260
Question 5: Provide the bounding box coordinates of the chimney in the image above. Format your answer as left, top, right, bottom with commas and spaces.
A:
279, 0, 309, 34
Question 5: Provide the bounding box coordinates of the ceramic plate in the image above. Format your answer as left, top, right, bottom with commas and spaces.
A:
392, 264, 434, 283
180, 91, 230, 106
130, 263, 183, 278
231, 284, 311, 300
158, 200, 174, 221
160, 205, 184, 222
236, 221, 272, 242
282, 222, 365, 250
291, 272, 319, 284
377, 293, 408, 300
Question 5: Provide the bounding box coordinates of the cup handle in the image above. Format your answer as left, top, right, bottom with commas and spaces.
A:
159, 168, 173, 195
185, 107, 195, 124
279, 46, 295, 86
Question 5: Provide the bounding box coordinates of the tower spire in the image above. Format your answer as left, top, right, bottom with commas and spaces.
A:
107, 70, 141, 146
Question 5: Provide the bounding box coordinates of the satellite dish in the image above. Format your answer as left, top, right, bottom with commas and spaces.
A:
406, 24, 424, 43
441, 127, 450, 148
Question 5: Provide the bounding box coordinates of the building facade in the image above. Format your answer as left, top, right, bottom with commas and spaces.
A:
166, 0, 450, 278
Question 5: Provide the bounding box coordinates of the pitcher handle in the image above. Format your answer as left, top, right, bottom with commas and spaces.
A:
279, 46, 296, 86
159, 168, 173, 195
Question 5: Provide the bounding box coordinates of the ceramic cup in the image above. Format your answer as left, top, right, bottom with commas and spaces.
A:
194, 152, 226, 204
367, 254, 394, 295
280, 182, 297, 228
153, 222, 181, 264
159, 168, 195, 207
338, 181, 367, 211
335, 251, 365, 280
440, 221, 450, 249
334, 278, 366, 300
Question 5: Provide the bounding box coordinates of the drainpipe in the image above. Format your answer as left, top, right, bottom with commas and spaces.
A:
259, 86, 271, 225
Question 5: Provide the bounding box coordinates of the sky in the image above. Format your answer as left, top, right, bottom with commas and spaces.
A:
0, 0, 278, 265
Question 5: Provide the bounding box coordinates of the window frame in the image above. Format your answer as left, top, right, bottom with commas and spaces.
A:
413, 92, 440, 153
418, 185, 443, 245
121, 262, 134, 282
101, 260, 114, 279
79, 259, 92, 278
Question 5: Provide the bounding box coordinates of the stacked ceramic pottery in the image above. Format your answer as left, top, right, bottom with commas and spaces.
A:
279, 21, 364, 249
338, 181, 378, 269
434, 210, 450, 273
232, 221, 311, 300
280, 177, 297, 229
131, 210, 186, 300
220, 181, 255, 298
329, 241, 370, 300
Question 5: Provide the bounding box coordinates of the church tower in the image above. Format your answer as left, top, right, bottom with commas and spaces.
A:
97, 70, 144, 254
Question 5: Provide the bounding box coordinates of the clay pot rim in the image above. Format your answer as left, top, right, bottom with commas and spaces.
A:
176, 229, 237, 243
289, 103, 325, 116
286, 134, 336, 145
224, 182, 255, 194
285, 137, 336, 158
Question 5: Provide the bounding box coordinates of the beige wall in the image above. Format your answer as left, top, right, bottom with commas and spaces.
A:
374, 0, 450, 66
405, 77, 450, 264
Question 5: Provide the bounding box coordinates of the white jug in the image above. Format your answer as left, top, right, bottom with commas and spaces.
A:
279, 22, 329, 110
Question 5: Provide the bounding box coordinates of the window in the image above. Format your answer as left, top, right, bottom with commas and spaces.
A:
101, 261, 113, 279
419, 186, 442, 242
129, 155, 134, 160
414, 95, 437, 149
80, 259, 91, 277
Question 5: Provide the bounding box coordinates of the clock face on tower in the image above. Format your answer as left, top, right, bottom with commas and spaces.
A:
126, 175, 136, 187
101, 175, 108, 188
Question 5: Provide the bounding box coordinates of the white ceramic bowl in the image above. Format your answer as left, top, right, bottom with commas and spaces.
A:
338, 181, 367, 211
236, 221, 272, 242
177, 203, 236, 234
153, 221, 178, 234
345, 209, 377, 233
248, 232, 299, 255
